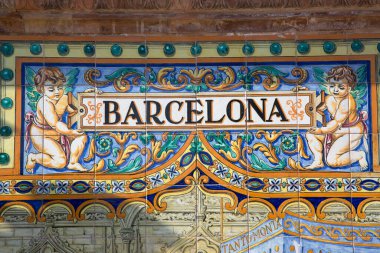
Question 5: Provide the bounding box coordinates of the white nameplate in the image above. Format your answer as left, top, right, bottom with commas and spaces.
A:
78, 91, 315, 131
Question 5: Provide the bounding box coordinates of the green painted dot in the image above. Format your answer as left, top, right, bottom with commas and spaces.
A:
0, 126, 12, 136
138, 44, 149, 57
30, 43, 42, 55
242, 42, 254, 56
217, 43, 229, 56
83, 43, 95, 57
111, 44, 122, 57
351, 40, 364, 53
0, 68, 14, 81
57, 43, 69, 56
323, 41, 336, 54
163, 43, 175, 57
0, 43, 14, 57
0, 153, 9, 164
297, 42, 310, 55
1, 97, 13, 109
270, 42, 282, 55
190, 43, 202, 57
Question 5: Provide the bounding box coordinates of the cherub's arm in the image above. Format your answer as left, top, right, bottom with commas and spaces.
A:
43, 101, 81, 135
316, 99, 349, 134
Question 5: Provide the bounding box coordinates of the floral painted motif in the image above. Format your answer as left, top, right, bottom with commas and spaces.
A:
268, 179, 282, 192
165, 164, 180, 179
94, 181, 106, 194
287, 178, 301, 192
96, 136, 113, 154
0, 181, 10, 194
112, 181, 125, 193
214, 163, 229, 179
55, 180, 69, 194
149, 174, 164, 187
36, 181, 51, 194
230, 172, 243, 186
343, 178, 359, 192
324, 179, 338, 192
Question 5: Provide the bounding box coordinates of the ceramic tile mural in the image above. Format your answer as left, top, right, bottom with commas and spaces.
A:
1, 36, 380, 253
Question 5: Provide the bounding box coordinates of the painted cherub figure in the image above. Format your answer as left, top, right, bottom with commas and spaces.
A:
25, 67, 88, 173
306, 65, 368, 170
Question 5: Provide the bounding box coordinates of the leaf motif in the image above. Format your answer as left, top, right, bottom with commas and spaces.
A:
190, 136, 203, 153
116, 156, 143, 173
206, 132, 234, 155
139, 133, 155, 145
115, 144, 139, 166
152, 140, 174, 162
219, 138, 241, 161
108, 159, 118, 170
251, 66, 288, 77
26, 66, 36, 85
351, 66, 368, 110
355, 65, 367, 84
112, 148, 119, 157
26, 91, 40, 101
313, 67, 329, 94
253, 143, 279, 164
110, 132, 137, 145
313, 67, 327, 84
26, 85, 35, 92
104, 68, 142, 80
65, 68, 80, 85
26, 90, 41, 112
250, 153, 284, 171
149, 70, 157, 82
156, 135, 186, 158
28, 101, 37, 112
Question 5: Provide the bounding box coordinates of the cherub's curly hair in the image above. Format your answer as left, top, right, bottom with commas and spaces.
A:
34, 67, 66, 93
326, 65, 357, 89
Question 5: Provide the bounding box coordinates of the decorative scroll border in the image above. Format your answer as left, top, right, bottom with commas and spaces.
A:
0, 55, 377, 200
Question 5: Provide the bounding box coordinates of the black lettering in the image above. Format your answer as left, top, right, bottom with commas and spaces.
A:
104, 101, 120, 125
227, 99, 244, 122
166, 101, 184, 124
121, 101, 144, 125
246, 98, 266, 122
205, 100, 225, 123
145, 100, 164, 124
268, 98, 289, 122
185, 100, 204, 124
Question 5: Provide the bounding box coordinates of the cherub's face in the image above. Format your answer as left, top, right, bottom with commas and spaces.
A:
43, 80, 64, 101
327, 80, 351, 98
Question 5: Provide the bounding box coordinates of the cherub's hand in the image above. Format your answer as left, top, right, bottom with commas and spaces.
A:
84, 88, 103, 95
308, 127, 323, 135
71, 129, 84, 136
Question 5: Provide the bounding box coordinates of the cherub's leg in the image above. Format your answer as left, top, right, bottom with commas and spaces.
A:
327, 134, 367, 169
305, 132, 325, 169
26, 137, 67, 172
67, 135, 88, 172
26, 135, 44, 172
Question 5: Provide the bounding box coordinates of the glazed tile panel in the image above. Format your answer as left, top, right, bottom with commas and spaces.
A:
0, 37, 380, 253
